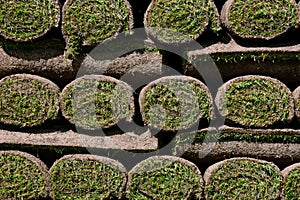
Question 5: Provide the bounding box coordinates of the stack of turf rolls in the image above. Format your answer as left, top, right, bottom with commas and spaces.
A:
215, 75, 294, 127
204, 157, 282, 200
62, 0, 133, 57
126, 155, 203, 200
144, 0, 220, 44
0, 0, 60, 41
221, 0, 300, 40
139, 75, 212, 131
282, 163, 300, 200
0, 150, 50, 199
50, 154, 127, 199
60, 75, 135, 130
0, 74, 60, 127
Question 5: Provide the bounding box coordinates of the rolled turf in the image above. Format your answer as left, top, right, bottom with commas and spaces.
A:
221, 0, 300, 40
0, 74, 60, 127
293, 86, 300, 123
62, 0, 133, 57
144, 0, 220, 44
50, 154, 127, 200
282, 163, 300, 200
60, 75, 135, 130
139, 75, 212, 131
215, 75, 294, 127
0, 150, 50, 199
0, 0, 60, 41
126, 155, 203, 200
204, 157, 282, 200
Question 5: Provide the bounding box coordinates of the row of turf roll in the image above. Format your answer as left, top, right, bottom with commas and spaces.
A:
1, 73, 300, 129
2, 150, 300, 199
1, 0, 300, 48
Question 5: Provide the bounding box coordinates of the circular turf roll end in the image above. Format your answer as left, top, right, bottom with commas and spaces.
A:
204, 157, 282, 200
60, 75, 135, 130
0, 0, 60, 41
221, 0, 300, 40
50, 154, 127, 199
139, 75, 213, 131
0, 150, 50, 199
282, 163, 300, 200
126, 155, 203, 200
0, 74, 60, 127
215, 75, 294, 127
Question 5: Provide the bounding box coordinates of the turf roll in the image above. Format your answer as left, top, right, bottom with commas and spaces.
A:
0, 74, 60, 127
144, 0, 221, 44
60, 75, 134, 130
221, 0, 300, 40
282, 163, 300, 199
126, 155, 203, 200
204, 157, 282, 200
0, 0, 60, 41
0, 150, 50, 199
50, 154, 127, 199
139, 75, 212, 131
293, 86, 300, 123
62, 0, 133, 57
215, 75, 294, 127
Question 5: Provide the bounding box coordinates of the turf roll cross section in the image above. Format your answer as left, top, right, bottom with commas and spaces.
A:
50, 154, 127, 200
215, 75, 294, 127
0, 150, 50, 199
144, 0, 220, 44
60, 75, 134, 130
221, 0, 300, 40
0, 0, 60, 41
282, 163, 300, 200
204, 157, 282, 200
126, 155, 203, 200
62, 0, 133, 57
139, 75, 212, 131
293, 86, 300, 123
0, 74, 60, 127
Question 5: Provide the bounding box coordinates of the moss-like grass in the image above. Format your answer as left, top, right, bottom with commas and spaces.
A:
50, 155, 126, 200
0, 151, 50, 199
139, 76, 212, 131
126, 156, 203, 200
61, 75, 134, 130
0, 74, 60, 127
204, 158, 282, 200
62, 0, 133, 58
282, 163, 300, 199
221, 0, 300, 40
0, 0, 60, 41
144, 0, 220, 44
216, 75, 294, 127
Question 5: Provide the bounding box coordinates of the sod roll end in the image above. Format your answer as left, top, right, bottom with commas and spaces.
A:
126, 155, 203, 200
0, 0, 60, 41
282, 163, 300, 200
0, 74, 60, 127
50, 154, 127, 199
61, 75, 135, 130
139, 75, 213, 131
0, 150, 50, 199
215, 75, 294, 127
204, 157, 283, 200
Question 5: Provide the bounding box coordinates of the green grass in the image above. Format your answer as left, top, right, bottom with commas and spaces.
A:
205, 158, 282, 200
145, 0, 220, 43
142, 77, 211, 131
218, 76, 293, 127
0, 151, 49, 199
0, 74, 59, 127
283, 166, 300, 199
225, 0, 299, 39
126, 156, 202, 200
61, 76, 133, 130
0, 0, 60, 41
50, 156, 126, 199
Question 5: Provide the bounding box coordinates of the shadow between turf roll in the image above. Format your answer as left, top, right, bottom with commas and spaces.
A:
0, 150, 50, 199
49, 154, 127, 199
